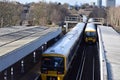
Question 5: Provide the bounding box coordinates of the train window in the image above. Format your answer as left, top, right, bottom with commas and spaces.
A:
86, 32, 96, 37
41, 56, 64, 70
54, 57, 64, 67
42, 58, 51, 66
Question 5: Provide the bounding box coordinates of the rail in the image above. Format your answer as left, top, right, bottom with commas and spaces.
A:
34, 75, 40, 80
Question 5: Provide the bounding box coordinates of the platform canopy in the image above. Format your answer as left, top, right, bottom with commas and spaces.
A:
0, 26, 61, 72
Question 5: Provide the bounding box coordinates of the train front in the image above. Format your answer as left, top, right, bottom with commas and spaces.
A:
84, 23, 97, 44
40, 54, 65, 80
84, 30, 97, 43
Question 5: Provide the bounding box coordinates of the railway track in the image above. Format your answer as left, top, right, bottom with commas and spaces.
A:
64, 43, 100, 80
64, 40, 85, 80
80, 45, 97, 80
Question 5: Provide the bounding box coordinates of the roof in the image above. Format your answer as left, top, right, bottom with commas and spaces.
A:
44, 23, 85, 57
88, 18, 94, 22
85, 23, 96, 32
0, 26, 62, 72
82, 15, 88, 22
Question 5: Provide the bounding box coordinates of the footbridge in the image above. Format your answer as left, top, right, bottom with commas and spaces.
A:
64, 15, 104, 32
92, 18, 104, 25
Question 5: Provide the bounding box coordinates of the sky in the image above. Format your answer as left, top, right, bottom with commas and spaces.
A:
12, 0, 120, 6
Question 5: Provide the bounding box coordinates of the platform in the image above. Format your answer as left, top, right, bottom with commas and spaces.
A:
0, 26, 62, 72
98, 26, 120, 80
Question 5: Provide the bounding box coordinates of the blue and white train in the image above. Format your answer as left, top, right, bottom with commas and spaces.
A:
40, 22, 85, 80
84, 18, 97, 44
88, 18, 94, 23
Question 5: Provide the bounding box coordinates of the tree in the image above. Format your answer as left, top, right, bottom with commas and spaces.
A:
0, 1, 22, 27
29, 2, 69, 26
89, 7, 107, 18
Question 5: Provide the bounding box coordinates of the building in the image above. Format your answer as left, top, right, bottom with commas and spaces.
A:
90, 2, 96, 7
97, 0, 102, 8
106, 0, 116, 7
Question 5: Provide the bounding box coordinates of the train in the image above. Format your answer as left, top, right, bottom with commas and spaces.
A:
84, 20, 97, 44
88, 18, 94, 23
40, 22, 85, 80
82, 15, 88, 23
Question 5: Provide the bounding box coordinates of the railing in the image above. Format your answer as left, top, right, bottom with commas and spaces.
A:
65, 16, 104, 24
93, 18, 104, 25
65, 16, 79, 21
65, 16, 83, 22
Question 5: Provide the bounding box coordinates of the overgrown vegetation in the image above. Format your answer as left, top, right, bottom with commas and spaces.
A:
107, 7, 120, 33
0, 2, 22, 27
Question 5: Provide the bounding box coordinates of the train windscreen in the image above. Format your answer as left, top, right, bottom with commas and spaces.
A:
41, 56, 64, 74
86, 32, 96, 37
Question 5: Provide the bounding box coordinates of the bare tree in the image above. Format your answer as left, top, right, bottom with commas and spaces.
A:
0, 1, 22, 27
107, 7, 120, 32
89, 7, 107, 18
29, 2, 69, 26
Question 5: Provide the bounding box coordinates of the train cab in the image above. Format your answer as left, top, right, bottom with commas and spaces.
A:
84, 23, 97, 44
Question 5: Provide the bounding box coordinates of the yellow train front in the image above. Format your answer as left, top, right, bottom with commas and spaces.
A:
84, 22, 97, 44
41, 54, 66, 80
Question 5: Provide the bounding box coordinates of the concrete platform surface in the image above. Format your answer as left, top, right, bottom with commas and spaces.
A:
99, 26, 120, 80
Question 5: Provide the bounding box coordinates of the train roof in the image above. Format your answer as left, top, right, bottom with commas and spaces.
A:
85, 23, 96, 32
88, 18, 94, 23
43, 23, 85, 57
82, 15, 87, 23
